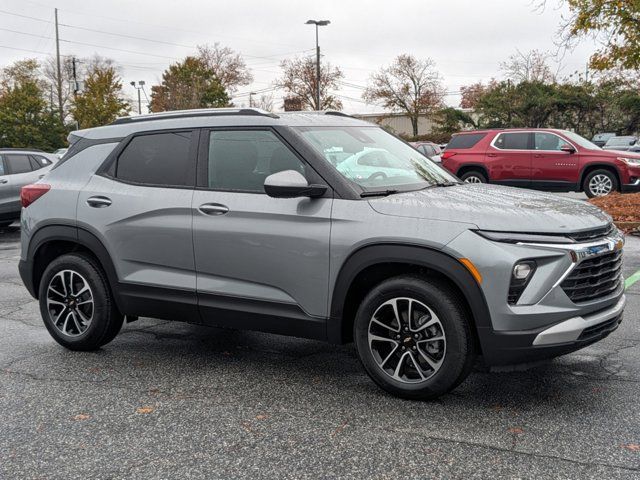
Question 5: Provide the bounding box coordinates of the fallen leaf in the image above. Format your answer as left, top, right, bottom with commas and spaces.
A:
73, 414, 91, 421
255, 414, 268, 420
621, 444, 640, 451
136, 406, 155, 414
508, 427, 524, 434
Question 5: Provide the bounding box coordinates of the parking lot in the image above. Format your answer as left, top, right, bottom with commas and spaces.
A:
0, 220, 639, 479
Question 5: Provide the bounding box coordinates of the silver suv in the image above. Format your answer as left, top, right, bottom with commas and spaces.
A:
0, 149, 56, 227
18, 109, 626, 399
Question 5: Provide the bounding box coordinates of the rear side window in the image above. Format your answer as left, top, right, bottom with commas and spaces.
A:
5, 154, 33, 174
115, 131, 194, 187
447, 133, 486, 149
32, 155, 52, 168
493, 132, 530, 150
0, 158, 5, 176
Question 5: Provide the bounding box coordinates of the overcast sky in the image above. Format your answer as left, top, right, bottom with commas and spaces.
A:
0, 0, 599, 114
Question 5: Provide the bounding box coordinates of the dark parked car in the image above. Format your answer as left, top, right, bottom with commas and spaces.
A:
441, 128, 640, 197
591, 132, 616, 148
410, 141, 442, 162
602, 136, 638, 151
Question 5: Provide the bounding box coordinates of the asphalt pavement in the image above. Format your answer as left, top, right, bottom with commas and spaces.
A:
0, 220, 639, 479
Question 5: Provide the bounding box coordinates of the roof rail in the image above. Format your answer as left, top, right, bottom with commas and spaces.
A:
323, 110, 353, 118
111, 108, 279, 125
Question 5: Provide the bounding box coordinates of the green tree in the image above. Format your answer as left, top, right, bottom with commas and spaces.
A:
561, 0, 640, 71
431, 107, 477, 143
0, 59, 65, 150
71, 58, 130, 128
150, 57, 229, 112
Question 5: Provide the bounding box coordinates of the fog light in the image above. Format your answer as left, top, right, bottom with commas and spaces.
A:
513, 263, 533, 280
508, 261, 537, 305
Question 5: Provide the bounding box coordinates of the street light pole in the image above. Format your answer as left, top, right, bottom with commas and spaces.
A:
130, 81, 146, 115
305, 20, 330, 111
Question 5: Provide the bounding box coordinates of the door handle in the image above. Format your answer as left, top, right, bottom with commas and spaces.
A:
0, 179, 7, 184
533, 154, 542, 158
86, 196, 112, 208
199, 203, 229, 215
487, 153, 497, 157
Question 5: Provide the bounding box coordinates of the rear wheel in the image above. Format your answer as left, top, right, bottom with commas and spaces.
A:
354, 276, 476, 400
460, 170, 487, 184
583, 169, 618, 198
38, 253, 123, 351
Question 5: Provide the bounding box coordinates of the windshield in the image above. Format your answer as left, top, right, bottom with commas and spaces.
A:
561, 130, 601, 150
606, 136, 636, 146
295, 126, 458, 191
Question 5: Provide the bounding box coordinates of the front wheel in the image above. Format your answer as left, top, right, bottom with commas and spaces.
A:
38, 253, 124, 351
354, 276, 476, 400
583, 169, 618, 198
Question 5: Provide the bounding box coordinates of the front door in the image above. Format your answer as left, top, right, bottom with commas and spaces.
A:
530, 132, 580, 190
192, 128, 332, 339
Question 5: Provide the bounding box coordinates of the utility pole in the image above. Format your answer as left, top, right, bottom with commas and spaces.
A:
54, 8, 63, 122
305, 20, 330, 111
249, 92, 255, 108
71, 57, 78, 94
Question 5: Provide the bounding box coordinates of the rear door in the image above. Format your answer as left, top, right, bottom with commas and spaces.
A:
531, 132, 579, 190
487, 132, 532, 186
1, 154, 40, 215
0, 156, 12, 217
76, 130, 199, 321
192, 128, 332, 337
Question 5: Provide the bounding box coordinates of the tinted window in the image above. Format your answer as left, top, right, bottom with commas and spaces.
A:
116, 131, 193, 186
208, 130, 305, 192
32, 155, 52, 168
447, 133, 486, 149
5, 154, 33, 174
0, 158, 5, 176
494, 132, 529, 150
534, 133, 570, 151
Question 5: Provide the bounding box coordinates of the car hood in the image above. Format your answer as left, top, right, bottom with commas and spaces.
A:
368, 184, 611, 233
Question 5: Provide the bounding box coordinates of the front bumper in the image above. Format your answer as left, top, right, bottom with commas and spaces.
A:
479, 294, 624, 365
621, 178, 640, 193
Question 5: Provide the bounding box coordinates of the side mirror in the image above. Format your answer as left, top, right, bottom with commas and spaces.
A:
264, 170, 327, 198
560, 144, 575, 153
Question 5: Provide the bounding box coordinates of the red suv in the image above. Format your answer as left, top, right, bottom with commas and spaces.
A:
441, 128, 640, 197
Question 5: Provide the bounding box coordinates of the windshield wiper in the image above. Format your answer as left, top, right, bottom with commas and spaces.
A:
420, 181, 460, 190
360, 189, 399, 198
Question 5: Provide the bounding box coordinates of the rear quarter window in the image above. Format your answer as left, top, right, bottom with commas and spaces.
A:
446, 133, 487, 149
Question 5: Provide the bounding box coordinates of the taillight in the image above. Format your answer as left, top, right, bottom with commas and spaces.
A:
441, 151, 456, 160
21, 184, 51, 208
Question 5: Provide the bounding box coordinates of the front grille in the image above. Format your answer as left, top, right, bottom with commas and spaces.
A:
561, 249, 623, 303
577, 314, 622, 342
568, 224, 614, 243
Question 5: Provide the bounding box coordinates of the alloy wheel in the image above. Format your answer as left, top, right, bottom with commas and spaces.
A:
588, 174, 613, 196
46, 270, 94, 337
368, 297, 446, 383
463, 175, 482, 184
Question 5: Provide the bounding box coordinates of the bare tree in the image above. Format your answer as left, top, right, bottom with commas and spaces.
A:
42, 56, 75, 119
254, 93, 274, 111
197, 43, 253, 94
276, 57, 343, 110
363, 54, 446, 136
500, 49, 556, 83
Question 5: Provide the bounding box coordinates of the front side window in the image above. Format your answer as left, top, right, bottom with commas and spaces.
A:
115, 131, 193, 186
5, 154, 33, 174
296, 126, 457, 191
534, 133, 570, 151
493, 132, 530, 150
208, 130, 305, 192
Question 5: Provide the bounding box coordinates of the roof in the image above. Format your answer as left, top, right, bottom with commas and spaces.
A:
453, 127, 572, 135
0, 148, 46, 153
71, 109, 373, 141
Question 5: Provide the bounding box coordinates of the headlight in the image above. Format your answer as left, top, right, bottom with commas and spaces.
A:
618, 157, 640, 166
475, 230, 574, 244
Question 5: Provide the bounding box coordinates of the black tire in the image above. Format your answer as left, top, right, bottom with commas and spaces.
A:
583, 169, 619, 198
38, 253, 124, 351
459, 170, 487, 184
354, 275, 476, 400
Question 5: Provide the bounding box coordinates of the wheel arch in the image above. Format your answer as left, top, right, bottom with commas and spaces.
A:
456, 164, 489, 181
578, 163, 621, 192
26, 225, 123, 311
328, 244, 492, 349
